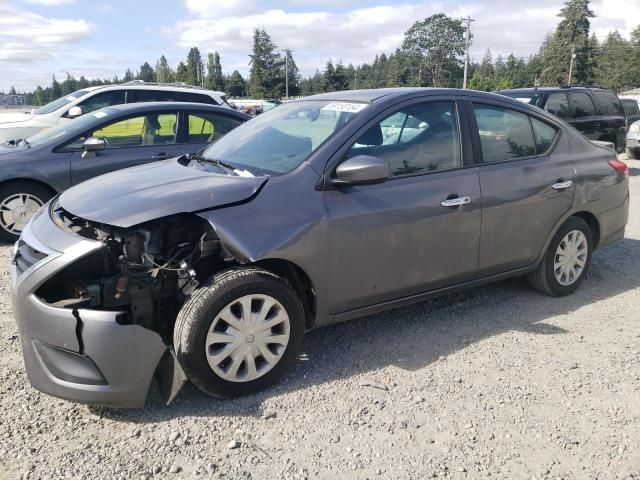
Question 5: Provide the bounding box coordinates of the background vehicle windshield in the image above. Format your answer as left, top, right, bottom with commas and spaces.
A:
33, 89, 91, 115
201, 100, 367, 174
26, 111, 100, 145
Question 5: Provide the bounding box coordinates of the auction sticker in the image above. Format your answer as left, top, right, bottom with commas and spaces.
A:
321, 102, 368, 113
93, 111, 108, 119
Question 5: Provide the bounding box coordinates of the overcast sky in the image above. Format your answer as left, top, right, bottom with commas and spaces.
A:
0, 0, 638, 92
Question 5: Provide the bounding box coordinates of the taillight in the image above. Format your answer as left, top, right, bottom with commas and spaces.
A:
608, 159, 629, 176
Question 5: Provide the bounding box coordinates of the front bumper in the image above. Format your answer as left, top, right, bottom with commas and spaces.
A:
10, 204, 167, 408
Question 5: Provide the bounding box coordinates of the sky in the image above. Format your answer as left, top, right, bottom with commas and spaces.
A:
1, 0, 639, 92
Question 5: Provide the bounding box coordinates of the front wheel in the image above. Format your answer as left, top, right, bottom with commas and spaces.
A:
174, 267, 305, 398
0, 182, 53, 243
528, 217, 593, 296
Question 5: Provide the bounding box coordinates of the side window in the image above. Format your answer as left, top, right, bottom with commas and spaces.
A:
347, 101, 461, 177
473, 104, 536, 162
531, 118, 558, 154
570, 92, 597, 117
91, 113, 178, 148
77, 91, 126, 114
622, 100, 638, 116
187, 112, 242, 143
593, 91, 624, 116
544, 93, 571, 119
130, 90, 175, 103
176, 92, 217, 105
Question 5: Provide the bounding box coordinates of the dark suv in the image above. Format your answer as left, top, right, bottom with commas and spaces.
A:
498, 87, 626, 152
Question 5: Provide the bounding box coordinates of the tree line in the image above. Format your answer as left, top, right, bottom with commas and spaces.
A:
5, 0, 640, 106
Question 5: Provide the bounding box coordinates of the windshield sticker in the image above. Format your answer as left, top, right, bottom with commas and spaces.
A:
65, 96, 77, 101
93, 111, 108, 119
321, 102, 368, 113
515, 97, 532, 103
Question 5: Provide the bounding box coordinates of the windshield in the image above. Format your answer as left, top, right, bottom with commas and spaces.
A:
33, 89, 92, 115
500, 92, 545, 108
26, 111, 100, 145
200, 100, 368, 175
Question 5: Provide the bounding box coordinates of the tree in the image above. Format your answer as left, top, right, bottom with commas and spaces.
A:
401, 14, 465, 87
8, 86, 16, 95
226, 70, 246, 97
138, 62, 155, 82
155, 55, 174, 83
186, 47, 203, 86
248, 28, 282, 98
33, 86, 45, 105
123, 68, 135, 82
51, 75, 62, 100
281, 49, 300, 97
595, 31, 631, 91
175, 62, 189, 83
207, 52, 225, 91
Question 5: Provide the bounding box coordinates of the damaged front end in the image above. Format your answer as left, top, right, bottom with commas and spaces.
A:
12, 198, 233, 408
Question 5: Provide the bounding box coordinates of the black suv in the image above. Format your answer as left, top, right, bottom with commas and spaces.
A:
498, 87, 626, 152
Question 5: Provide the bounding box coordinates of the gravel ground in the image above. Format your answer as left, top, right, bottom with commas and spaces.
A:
1, 156, 639, 480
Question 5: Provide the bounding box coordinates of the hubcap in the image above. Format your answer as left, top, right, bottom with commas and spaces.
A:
554, 230, 588, 286
0, 193, 43, 235
205, 294, 290, 383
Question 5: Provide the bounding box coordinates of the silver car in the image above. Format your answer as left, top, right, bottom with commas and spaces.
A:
11, 88, 629, 408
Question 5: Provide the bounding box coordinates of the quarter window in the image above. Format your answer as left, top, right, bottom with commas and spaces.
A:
187, 112, 242, 143
91, 113, 178, 148
593, 91, 624, 116
531, 118, 557, 154
544, 93, 571, 119
347, 101, 461, 177
473, 104, 537, 162
570, 92, 597, 117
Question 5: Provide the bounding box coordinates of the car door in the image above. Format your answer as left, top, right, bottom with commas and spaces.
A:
182, 110, 245, 153
592, 90, 626, 149
567, 91, 600, 140
469, 99, 576, 275
69, 111, 183, 185
323, 98, 481, 313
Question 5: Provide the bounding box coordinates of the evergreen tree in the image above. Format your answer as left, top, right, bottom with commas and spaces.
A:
175, 62, 189, 83
138, 62, 155, 82
595, 31, 631, 90
207, 52, 225, 91
248, 28, 282, 98
51, 75, 62, 100
123, 68, 135, 82
227, 70, 246, 97
186, 47, 203, 86
155, 55, 173, 83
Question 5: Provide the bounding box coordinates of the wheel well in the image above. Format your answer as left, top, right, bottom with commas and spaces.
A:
252, 259, 316, 329
572, 211, 600, 249
0, 178, 57, 197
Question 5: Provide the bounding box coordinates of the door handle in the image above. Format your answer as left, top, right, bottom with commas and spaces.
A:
552, 180, 573, 190
152, 152, 169, 159
441, 196, 471, 208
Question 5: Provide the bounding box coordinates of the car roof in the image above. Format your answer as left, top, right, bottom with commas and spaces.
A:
301, 87, 513, 104
499, 86, 614, 94
81, 83, 226, 97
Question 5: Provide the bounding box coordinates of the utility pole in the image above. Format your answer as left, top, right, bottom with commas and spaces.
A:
282, 49, 289, 99
354, 68, 358, 89
567, 44, 576, 86
462, 16, 474, 89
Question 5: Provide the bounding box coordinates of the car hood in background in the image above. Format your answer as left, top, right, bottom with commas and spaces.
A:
59, 158, 268, 228
0, 112, 34, 125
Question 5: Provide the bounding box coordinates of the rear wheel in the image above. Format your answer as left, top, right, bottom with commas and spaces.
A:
528, 217, 593, 296
174, 267, 305, 398
0, 182, 53, 243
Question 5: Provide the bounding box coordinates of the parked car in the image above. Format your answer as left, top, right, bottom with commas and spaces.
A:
498, 86, 626, 153
0, 81, 231, 143
621, 98, 640, 131
0, 102, 249, 241
627, 120, 640, 159
11, 88, 629, 408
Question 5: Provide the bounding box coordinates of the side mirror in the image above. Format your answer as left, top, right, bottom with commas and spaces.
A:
83, 137, 106, 152
67, 106, 83, 118
333, 155, 389, 186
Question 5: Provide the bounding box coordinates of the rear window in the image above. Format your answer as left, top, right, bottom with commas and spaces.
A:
593, 91, 624, 116
130, 90, 218, 105
622, 100, 639, 116
544, 93, 571, 119
570, 92, 597, 117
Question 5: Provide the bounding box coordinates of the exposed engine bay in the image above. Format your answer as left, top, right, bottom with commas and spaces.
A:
36, 202, 230, 341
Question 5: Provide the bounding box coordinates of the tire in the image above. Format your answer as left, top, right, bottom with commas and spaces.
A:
627, 148, 639, 160
174, 267, 305, 398
0, 181, 54, 243
528, 217, 593, 297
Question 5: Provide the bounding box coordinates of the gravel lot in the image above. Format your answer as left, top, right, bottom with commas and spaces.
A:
1, 156, 639, 480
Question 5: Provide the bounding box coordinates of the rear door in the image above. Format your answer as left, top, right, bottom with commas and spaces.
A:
69, 111, 182, 185
469, 98, 576, 275
568, 91, 600, 141
592, 90, 626, 149
182, 110, 244, 153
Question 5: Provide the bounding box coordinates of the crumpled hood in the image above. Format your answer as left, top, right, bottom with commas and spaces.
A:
60, 158, 268, 228
0, 112, 33, 125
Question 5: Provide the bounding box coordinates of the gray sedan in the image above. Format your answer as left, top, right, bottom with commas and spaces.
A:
0, 102, 248, 241
11, 88, 629, 408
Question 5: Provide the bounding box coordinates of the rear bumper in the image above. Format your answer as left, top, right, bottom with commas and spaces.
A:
11, 205, 167, 408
